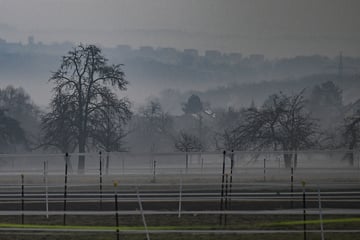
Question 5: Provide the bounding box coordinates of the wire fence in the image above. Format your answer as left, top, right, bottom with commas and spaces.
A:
0, 179, 359, 239
0, 150, 359, 175
0, 150, 359, 238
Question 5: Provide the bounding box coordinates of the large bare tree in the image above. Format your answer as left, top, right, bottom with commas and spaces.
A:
229, 91, 318, 168
45, 44, 130, 172
41, 90, 77, 153
343, 109, 360, 166
90, 96, 131, 153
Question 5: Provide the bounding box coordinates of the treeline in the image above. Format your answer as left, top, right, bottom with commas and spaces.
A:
0, 44, 359, 170
157, 73, 360, 114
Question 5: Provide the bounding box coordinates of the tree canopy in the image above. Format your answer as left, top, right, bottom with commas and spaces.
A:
182, 94, 203, 114
43, 44, 131, 171
226, 91, 318, 167
0, 109, 27, 152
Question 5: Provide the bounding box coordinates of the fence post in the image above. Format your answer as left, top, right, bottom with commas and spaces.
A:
44, 160, 49, 218
152, 160, 157, 183
317, 185, 325, 240
113, 181, 120, 240
136, 186, 150, 240
263, 158, 266, 182
178, 171, 183, 218
63, 152, 69, 226
290, 167, 294, 208
219, 150, 226, 225
229, 150, 234, 210
106, 152, 110, 175
21, 174, 24, 225
224, 174, 229, 226
99, 151, 103, 210
302, 181, 307, 240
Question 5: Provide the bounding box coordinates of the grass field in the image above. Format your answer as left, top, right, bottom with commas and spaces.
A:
0, 213, 359, 240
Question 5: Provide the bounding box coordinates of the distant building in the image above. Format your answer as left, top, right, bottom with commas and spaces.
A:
28, 36, 35, 45
116, 45, 132, 53
227, 52, 243, 65
205, 50, 222, 59
156, 47, 179, 64
184, 49, 199, 58
205, 50, 222, 64
249, 54, 265, 64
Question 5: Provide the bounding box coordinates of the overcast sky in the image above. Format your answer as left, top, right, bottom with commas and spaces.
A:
1, 0, 360, 57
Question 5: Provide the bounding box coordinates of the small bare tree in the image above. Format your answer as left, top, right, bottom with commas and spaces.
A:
174, 131, 203, 170
137, 100, 174, 152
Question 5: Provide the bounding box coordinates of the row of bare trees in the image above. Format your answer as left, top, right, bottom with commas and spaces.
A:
1, 44, 359, 171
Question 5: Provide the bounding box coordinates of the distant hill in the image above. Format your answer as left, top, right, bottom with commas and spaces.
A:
0, 38, 359, 106
158, 74, 360, 115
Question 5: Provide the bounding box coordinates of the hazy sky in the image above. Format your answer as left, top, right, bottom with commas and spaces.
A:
1, 0, 360, 57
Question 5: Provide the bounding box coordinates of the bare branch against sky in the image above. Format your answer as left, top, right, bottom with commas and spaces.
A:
0, 0, 359, 57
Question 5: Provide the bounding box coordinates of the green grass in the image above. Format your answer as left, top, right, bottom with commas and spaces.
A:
0, 214, 359, 239
267, 217, 360, 227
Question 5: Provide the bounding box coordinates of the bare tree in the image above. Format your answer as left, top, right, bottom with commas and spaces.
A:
343, 109, 360, 166
45, 44, 129, 172
0, 86, 41, 146
137, 100, 174, 152
41, 90, 77, 153
182, 94, 203, 115
90, 98, 131, 152
228, 91, 318, 168
277, 92, 318, 167
0, 109, 27, 153
174, 131, 203, 170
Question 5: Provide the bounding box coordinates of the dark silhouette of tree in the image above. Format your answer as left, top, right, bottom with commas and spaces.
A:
182, 94, 203, 114
308, 81, 343, 123
90, 96, 131, 152
229, 91, 318, 168
343, 109, 360, 166
174, 131, 203, 152
214, 107, 245, 150
45, 44, 129, 172
0, 109, 27, 152
307, 81, 344, 147
137, 100, 173, 152
174, 131, 203, 170
41, 90, 77, 153
0, 86, 40, 145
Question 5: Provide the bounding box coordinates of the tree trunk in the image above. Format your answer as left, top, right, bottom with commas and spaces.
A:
106, 153, 110, 175
344, 151, 354, 167
78, 136, 86, 174
185, 153, 189, 172
284, 153, 293, 169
